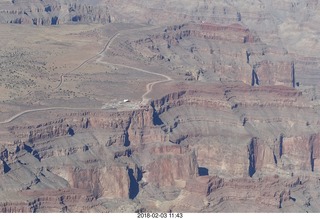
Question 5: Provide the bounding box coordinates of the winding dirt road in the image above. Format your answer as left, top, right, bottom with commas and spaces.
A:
0, 107, 97, 125
96, 25, 172, 104
56, 24, 172, 103
96, 59, 172, 105
53, 32, 120, 90
0, 25, 173, 125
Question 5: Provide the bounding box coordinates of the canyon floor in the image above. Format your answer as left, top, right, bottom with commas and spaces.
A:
1, 0, 320, 213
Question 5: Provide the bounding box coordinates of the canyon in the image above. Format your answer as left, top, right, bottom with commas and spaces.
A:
0, 0, 320, 213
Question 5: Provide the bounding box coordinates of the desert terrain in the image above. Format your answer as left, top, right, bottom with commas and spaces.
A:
0, 0, 320, 213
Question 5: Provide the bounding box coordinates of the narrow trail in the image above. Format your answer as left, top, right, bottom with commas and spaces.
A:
53, 32, 120, 90
0, 25, 173, 125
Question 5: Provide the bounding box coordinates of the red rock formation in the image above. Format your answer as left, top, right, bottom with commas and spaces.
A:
0, 81, 319, 212
186, 176, 224, 196
144, 145, 198, 188
1, 0, 320, 212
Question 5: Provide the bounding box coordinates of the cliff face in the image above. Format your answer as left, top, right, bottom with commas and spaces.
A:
0, 81, 320, 212
0, 0, 111, 25
145, 145, 198, 187
149, 83, 319, 180
1, 0, 320, 213
148, 83, 320, 212
108, 21, 298, 89
0, 106, 199, 212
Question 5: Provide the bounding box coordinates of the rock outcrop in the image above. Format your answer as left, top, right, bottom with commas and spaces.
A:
0, 0, 111, 25
1, 79, 319, 212
1, 0, 320, 213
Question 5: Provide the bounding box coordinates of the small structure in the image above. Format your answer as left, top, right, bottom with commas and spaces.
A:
123, 99, 130, 103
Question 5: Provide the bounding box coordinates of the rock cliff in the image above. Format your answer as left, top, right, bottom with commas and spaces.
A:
1, 80, 320, 212
1, 0, 320, 213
